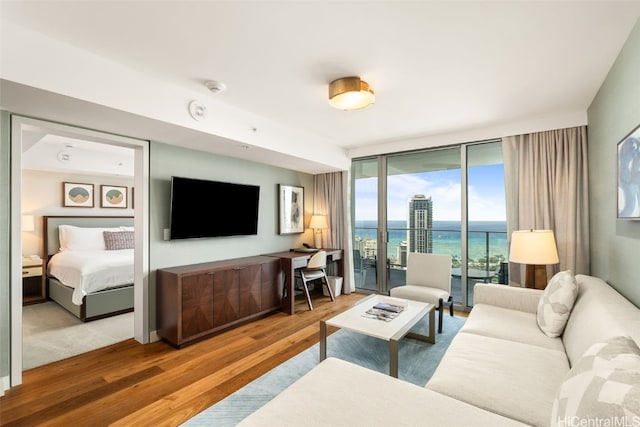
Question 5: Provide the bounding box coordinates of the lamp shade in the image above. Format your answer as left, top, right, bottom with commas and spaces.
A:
22, 215, 35, 232
328, 77, 375, 110
309, 215, 328, 230
509, 230, 559, 265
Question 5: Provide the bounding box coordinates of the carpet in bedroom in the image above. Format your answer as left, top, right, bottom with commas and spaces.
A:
183, 314, 466, 427
22, 301, 134, 370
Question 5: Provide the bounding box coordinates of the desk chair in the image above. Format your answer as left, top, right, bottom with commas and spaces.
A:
390, 252, 453, 333
295, 250, 334, 310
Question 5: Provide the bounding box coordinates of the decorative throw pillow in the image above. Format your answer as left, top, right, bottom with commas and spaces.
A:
103, 231, 134, 250
550, 336, 640, 427
536, 270, 578, 337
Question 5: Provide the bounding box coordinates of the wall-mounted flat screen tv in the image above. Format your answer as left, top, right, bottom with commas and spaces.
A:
169, 176, 260, 239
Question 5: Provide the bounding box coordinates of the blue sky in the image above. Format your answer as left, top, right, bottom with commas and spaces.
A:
355, 163, 506, 221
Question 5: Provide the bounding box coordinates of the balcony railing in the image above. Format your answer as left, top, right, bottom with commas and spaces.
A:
353, 227, 508, 305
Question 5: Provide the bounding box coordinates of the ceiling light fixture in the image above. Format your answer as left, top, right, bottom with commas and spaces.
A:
328, 76, 375, 111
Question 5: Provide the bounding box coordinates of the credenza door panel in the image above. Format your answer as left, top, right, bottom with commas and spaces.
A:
213, 269, 240, 328
181, 273, 214, 340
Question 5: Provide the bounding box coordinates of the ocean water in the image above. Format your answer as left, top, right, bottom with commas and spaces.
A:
354, 220, 508, 262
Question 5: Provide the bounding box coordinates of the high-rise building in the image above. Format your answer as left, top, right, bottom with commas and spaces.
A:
397, 241, 408, 267
407, 194, 433, 253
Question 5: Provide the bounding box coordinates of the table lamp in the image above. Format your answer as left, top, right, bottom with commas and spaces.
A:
509, 229, 559, 289
309, 215, 328, 249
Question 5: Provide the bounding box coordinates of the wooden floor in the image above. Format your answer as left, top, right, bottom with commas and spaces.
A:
1, 293, 366, 426
1, 293, 468, 426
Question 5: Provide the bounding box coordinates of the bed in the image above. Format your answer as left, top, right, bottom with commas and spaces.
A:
43, 216, 135, 322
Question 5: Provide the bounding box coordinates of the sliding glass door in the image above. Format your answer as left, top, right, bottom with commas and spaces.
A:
351, 140, 506, 308
466, 142, 507, 305
386, 147, 462, 299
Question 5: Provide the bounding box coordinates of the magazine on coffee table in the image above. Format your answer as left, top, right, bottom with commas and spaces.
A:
362, 298, 408, 322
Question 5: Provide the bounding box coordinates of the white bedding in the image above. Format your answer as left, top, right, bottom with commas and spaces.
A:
47, 249, 134, 305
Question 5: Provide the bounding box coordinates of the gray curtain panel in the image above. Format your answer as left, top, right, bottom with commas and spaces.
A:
314, 171, 354, 293
503, 126, 590, 286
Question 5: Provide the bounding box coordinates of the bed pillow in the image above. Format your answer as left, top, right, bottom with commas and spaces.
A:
536, 270, 578, 338
58, 225, 121, 251
550, 336, 640, 426
103, 231, 134, 250
120, 226, 134, 232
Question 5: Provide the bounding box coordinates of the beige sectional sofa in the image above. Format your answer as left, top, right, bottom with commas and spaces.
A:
238, 274, 640, 426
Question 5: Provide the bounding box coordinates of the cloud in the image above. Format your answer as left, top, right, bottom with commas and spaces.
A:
355, 171, 506, 221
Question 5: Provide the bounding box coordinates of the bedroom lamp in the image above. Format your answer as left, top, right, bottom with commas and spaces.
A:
309, 215, 328, 249
509, 229, 559, 290
328, 77, 375, 110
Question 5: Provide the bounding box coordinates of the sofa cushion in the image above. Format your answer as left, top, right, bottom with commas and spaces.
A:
237, 358, 528, 426
462, 304, 565, 352
426, 332, 570, 427
473, 283, 543, 314
550, 336, 640, 427
562, 276, 632, 367
537, 271, 578, 338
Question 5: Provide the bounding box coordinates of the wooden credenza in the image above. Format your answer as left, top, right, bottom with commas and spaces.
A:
157, 255, 281, 348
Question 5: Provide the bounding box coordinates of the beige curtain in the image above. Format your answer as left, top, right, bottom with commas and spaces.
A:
503, 126, 590, 285
314, 171, 354, 293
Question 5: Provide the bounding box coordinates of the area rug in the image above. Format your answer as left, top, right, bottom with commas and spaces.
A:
183, 314, 466, 426
22, 301, 134, 370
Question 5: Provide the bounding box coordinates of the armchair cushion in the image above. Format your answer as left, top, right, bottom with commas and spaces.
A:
536, 271, 578, 338
390, 285, 449, 304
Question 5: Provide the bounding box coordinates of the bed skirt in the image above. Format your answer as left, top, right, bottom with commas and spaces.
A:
48, 277, 134, 322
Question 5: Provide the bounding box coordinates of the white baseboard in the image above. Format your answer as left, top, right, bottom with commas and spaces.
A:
1, 375, 9, 396
149, 330, 161, 343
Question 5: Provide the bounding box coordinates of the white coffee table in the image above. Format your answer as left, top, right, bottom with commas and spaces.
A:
320, 294, 435, 378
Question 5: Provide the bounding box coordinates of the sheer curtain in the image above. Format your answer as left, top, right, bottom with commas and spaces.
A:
314, 171, 354, 293
503, 126, 590, 285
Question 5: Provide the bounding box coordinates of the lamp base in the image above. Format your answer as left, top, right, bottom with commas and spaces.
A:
314, 231, 322, 249
524, 264, 548, 289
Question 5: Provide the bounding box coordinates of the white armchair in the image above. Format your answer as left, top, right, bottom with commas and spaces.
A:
390, 252, 453, 333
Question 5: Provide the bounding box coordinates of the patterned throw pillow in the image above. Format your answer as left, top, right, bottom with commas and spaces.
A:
537, 270, 578, 337
103, 231, 134, 250
550, 336, 640, 427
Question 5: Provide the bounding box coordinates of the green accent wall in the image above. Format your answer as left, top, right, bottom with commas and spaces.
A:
148, 142, 314, 330
587, 19, 640, 307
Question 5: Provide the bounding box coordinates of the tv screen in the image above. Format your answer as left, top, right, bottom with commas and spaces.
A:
169, 176, 260, 239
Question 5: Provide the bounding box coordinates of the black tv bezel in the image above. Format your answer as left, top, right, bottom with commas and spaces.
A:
169, 176, 260, 240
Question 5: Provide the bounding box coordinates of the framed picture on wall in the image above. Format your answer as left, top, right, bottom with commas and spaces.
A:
279, 184, 304, 234
63, 182, 94, 208
617, 123, 640, 219
100, 185, 128, 209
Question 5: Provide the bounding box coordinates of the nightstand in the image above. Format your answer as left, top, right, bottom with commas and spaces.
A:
22, 258, 46, 305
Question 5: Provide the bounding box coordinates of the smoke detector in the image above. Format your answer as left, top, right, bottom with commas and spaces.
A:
204, 80, 226, 94
188, 101, 208, 121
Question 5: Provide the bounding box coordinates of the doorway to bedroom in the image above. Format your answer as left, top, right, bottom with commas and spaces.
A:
10, 116, 150, 382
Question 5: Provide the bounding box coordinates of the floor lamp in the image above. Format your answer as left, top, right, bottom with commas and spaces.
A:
309, 215, 328, 249
509, 230, 559, 289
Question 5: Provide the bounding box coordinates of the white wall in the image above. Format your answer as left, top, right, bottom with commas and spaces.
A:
22, 169, 134, 257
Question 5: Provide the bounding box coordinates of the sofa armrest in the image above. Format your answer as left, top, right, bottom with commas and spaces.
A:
473, 283, 542, 314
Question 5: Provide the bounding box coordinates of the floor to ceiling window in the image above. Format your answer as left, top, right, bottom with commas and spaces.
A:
351, 140, 506, 308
